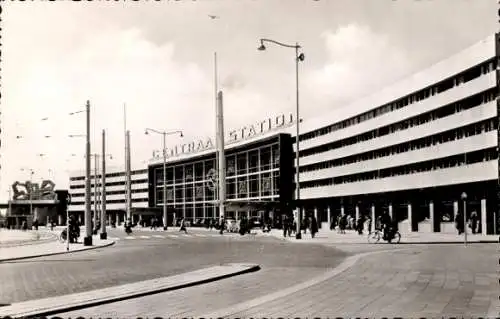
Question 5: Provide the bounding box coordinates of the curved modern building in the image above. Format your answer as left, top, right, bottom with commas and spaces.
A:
295, 34, 498, 235
68, 34, 499, 235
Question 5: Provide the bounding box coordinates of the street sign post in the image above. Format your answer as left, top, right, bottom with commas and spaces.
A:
66, 193, 71, 252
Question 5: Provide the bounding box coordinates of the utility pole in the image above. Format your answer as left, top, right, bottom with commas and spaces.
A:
100, 129, 107, 240
126, 131, 132, 221
84, 100, 92, 246
217, 90, 226, 233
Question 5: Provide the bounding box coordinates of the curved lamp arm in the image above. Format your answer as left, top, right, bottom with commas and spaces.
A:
259, 38, 300, 49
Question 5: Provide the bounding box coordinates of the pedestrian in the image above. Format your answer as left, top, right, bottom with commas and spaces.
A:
179, 218, 188, 234
356, 215, 364, 235
282, 215, 288, 238
310, 215, 318, 238
455, 211, 464, 235
470, 211, 478, 234
339, 215, 347, 234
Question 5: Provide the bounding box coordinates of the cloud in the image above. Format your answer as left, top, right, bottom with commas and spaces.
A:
305, 23, 411, 111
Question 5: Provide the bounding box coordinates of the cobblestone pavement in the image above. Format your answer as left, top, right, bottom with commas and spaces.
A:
57, 244, 498, 318
0, 231, 348, 306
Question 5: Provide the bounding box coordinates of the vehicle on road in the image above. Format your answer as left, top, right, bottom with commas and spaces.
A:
367, 228, 401, 244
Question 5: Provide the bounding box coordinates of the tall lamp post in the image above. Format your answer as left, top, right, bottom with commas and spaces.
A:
145, 128, 183, 230
461, 192, 468, 246
258, 38, 305, 239
69, 100, 92, 246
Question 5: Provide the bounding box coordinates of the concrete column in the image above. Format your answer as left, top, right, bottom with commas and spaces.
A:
58, 214, 63, 226
314, 207, 318, 221
327, 206, 331, 225
453, 201, 459, 221
355, 205, 360, 222
429, 201, 434, 232
407, 203, 412, 233
340, 205, 345, 216
388, 203, 393, 219
481, 199, 487, 235
371, 204, 376, 232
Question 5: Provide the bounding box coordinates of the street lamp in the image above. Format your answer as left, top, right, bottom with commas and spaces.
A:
145, 128, 183, 230
69, 100, 92, 246
258, 38, 305, 239
461, 192, 468, 246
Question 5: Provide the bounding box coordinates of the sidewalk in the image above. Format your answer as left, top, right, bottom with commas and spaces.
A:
1, 263, 260, 318
0, 235, 115, 262
0, 229, 57, 247
264, 228, 499, 244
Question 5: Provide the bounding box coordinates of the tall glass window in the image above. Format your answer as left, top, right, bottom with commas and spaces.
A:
185, 164, 194, 183
260, 173, 272, 197
166, 167, 174, 184
185, 184, 194, 203
237, 153, 247, 175
237, 176, 248, 198
249, 174, 259, 198
260, 147, 271, 171
174, 166, 184, 184
194, 162, 204, 182
175, 185, 184, 203
248, 150, 259, 173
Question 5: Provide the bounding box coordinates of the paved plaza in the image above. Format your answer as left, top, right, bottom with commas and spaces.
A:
0, 226, 497, 318
56, 243, 499, 318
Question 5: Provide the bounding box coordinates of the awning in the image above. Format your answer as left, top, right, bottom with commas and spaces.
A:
224, 200, 280, 212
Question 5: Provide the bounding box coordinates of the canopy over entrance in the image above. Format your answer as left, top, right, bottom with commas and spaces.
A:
224, 200, 280, 212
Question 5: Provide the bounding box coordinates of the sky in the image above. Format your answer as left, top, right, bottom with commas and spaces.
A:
1, 0, 497, 201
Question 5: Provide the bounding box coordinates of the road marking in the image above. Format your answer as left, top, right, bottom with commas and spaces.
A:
139, 236, 151, 239
182, 234, 193, 237
168, 235, 179, 238
125, 236, 136, 240
108, 237, 121, 241
194, 234, 206, 237
152, 235, 165, 238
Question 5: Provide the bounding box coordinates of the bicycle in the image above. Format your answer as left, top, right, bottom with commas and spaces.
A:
59, 229, 68, 243
59, 228, 80, 243
367, 228, 401, 244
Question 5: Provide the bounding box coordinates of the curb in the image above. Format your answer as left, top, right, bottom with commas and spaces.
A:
201, 247, 411, 318
266, 234, 499, 245
0, 241, 116, 263
1, 263, 260, 318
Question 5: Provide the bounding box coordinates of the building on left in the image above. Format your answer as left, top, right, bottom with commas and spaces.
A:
0, 179, 69, 228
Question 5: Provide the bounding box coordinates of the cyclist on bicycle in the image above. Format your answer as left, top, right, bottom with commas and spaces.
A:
380, 210, 393, 241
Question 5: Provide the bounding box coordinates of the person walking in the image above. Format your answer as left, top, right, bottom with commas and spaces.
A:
470, 211, 478, 234
310, 215, 319, 238
282, 215, 289, 238
179, 218, 188, 234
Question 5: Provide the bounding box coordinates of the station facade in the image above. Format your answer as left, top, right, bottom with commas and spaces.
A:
68, 34, 500, 235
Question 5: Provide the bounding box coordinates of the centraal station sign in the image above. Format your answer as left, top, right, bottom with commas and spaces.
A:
152, 113, 294, 160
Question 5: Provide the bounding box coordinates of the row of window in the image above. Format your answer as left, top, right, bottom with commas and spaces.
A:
300, 87, 497, 158
153, 144, 281, 184
69, 169, 148, 182
70, 188, 149, 198
301, 147, 498, 188
300, 118, 497, 173
155, 174, 280, 204
298, 58, 496, 143
71, 198, 149, 205
69, 179, 148, 189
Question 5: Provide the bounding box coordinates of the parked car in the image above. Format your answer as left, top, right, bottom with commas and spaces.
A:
225, 219, 240, 233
